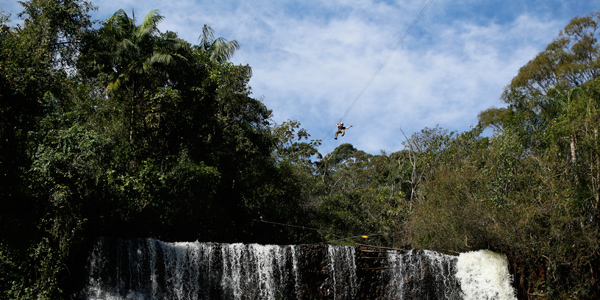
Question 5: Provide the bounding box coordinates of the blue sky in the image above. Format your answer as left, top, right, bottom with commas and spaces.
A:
2, 0, 598, 155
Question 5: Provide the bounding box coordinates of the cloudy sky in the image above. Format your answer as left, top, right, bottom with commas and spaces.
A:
3, 0, 597, 155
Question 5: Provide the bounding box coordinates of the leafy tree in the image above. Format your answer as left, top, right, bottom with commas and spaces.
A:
81, 9, 190, 143
0, 1, 96, 298
8, 2, 600, 299
400, 125, 454, 202
272, 120, 321, 164
466, 11, 600, 299
313, 144, 408, 246
408, 14, 600, 297
3, 1, 303, 297
503, 12, 599, 108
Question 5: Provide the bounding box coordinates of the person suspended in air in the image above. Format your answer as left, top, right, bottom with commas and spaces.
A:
334, 122, 352, 140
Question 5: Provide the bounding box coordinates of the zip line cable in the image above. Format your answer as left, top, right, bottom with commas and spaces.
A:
319, 0, 435, 143
255, 218, 380, 245
340, 0, 434, 121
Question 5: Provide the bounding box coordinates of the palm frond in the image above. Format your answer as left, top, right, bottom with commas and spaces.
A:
210, 39, 241, 63
158, 37, 190, 53
149, 52, 175, 66
170, 38, 191, 52
117, 39, 136, 53
138, 10, 163, 38
197, 24, 241, 62
142, 61, 152, 74
199, 24, 215, 50
107, 9, 129, 25
129, 60, 144, 74
106, 73, 126, 95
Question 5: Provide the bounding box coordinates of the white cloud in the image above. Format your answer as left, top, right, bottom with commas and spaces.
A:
5, 0, 596, 154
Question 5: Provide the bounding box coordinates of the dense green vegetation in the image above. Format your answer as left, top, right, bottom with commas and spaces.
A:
1, 1, 599, 298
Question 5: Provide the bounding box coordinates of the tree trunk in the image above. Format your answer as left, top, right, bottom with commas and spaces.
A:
570, 132, 577, 166
571, 132, 579, 186
594, 127, 600, 243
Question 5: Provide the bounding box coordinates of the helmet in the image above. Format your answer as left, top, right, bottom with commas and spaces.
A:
340, 122, 344, 125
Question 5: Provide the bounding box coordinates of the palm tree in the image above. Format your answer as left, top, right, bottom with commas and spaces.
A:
104, 9, 188, 97
198, 24, 241, 63
101, 9, 189, 140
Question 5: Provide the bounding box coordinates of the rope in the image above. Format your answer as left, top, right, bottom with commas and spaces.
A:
255, 219, 379, 245
319, 0, 435, 143
254, 219, 340, 237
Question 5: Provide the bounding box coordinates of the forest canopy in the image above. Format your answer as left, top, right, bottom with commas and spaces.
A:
1, 1, 600, 299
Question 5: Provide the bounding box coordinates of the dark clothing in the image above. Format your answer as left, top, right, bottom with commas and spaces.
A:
335, 123, 350, 139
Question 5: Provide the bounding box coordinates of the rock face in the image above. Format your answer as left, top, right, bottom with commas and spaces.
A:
80, 238, 465, 300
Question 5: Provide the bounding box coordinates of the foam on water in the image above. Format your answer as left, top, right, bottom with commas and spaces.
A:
456, 250, 517, 300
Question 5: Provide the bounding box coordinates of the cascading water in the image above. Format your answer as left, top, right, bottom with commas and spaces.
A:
381, 249, 462, 299
86, 239, 219, 300
82, 238, 516, 300
219, 243, 298, 299
84, 238, 300, 300
326, 245, 357, 299
456, 250, 517, 300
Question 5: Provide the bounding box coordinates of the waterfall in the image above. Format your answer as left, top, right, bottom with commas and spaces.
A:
326, 245, 357, 299
456, 250, 517, 300
82, 238, 516, 300
85, 239, 219, 300
220, 243, 297, 299
383, 249, 462, 300
84, 238, 299, 300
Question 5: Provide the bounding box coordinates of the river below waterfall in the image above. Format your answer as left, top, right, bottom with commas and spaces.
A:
81, 238, 516, 300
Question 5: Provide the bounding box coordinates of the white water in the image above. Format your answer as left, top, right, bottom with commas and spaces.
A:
456, 250, 517, 300
84, 238, 517, 300
85, 239, 300, 300
220, 243, 295, 299
327, 245, 357, 299
385, 249, 461, 300
86, 240, 217, 300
